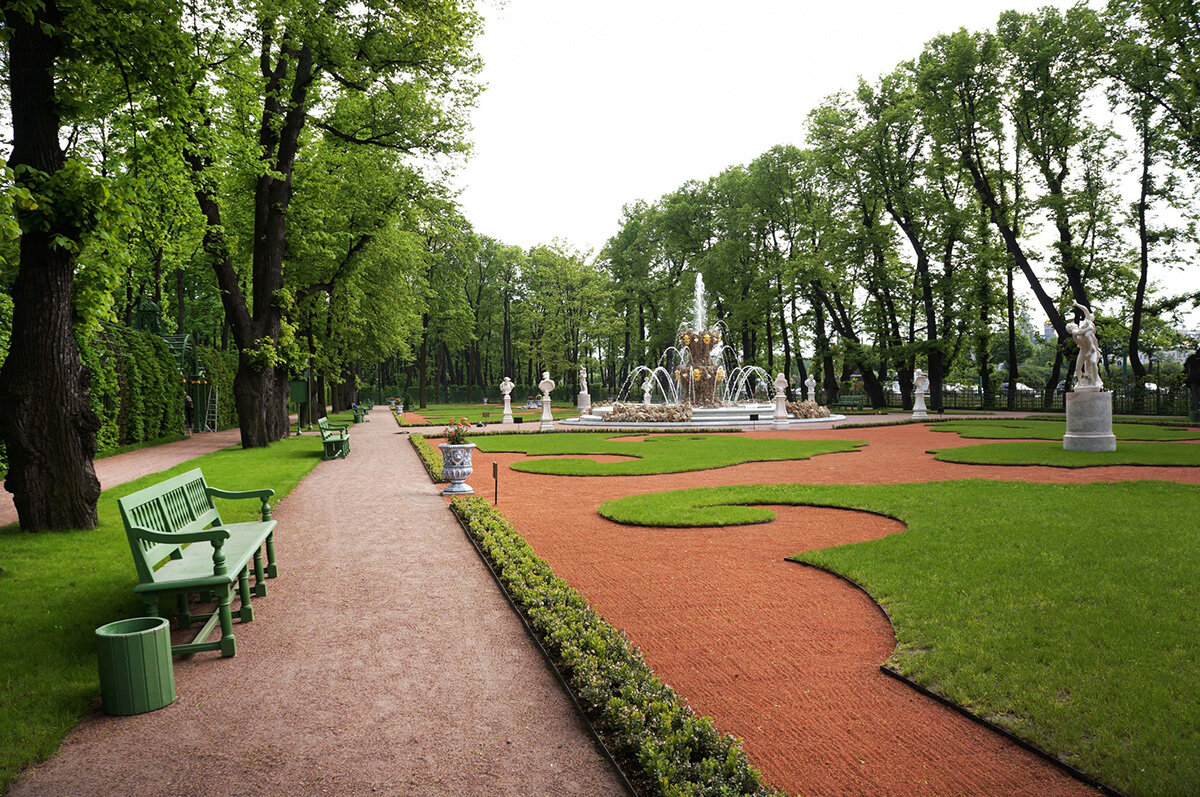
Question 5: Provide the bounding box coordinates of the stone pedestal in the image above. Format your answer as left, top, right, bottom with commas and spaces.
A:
577, 391, 590, 414
773, 394, 788, 430
912, 390, 927, 419
502, 394, 513, 424
1064, 390, 1116, 452
540, 396, 555, 431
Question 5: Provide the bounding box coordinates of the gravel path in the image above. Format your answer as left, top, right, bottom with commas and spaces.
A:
10, 409, 624, 796
0, 428, 244, 528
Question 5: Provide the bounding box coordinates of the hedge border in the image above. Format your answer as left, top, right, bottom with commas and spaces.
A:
408, 433, 447, 483
450, 497, 782, 797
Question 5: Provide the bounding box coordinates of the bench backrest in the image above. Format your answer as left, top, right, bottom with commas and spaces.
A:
117, 468, 222, 584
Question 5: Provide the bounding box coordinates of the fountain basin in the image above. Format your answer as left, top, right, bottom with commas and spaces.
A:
562, 403, 846, 428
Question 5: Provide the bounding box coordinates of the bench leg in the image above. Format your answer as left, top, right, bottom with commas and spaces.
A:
216, 584, 237, 657
237, 567, 254, 623
252, 548, 268, 597
176, 594, 193, 628
264, 532, 278, 579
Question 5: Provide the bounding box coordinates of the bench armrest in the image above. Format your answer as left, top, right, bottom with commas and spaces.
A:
129, 525, 231, 545
129, 525, 236, 577
206, 487, 275, 521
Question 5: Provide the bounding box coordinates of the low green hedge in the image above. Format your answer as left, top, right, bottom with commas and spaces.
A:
409, 434, 447, 483
451, 497, 780, 796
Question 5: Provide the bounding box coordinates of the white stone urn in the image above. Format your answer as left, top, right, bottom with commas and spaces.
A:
439, 443, 476, 495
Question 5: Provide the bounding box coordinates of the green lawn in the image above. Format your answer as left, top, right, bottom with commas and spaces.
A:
931, 440, 1200, 467
930, 418, 1200, 441
0, 433, 326, 791
405, 401, 577, 425
598, 480, 1200, 795
472, 432, 864, 476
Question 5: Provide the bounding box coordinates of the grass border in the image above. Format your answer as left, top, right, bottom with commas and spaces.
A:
450, 497, 781, 796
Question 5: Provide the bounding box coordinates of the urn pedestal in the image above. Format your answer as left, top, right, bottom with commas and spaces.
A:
1063, 390, 1116, 452
912, 390, 928, 419
439, 443, 476, 495
577, 391, 591, 414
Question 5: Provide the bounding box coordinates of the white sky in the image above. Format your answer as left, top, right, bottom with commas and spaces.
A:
454, 0, 1200, 332
456, 0, 1083, 258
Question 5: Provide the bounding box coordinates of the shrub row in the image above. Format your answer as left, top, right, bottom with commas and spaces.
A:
196, 345, 239, 430
450, 497, 780, 797
408, 433, 447, 483
80, 326, 183, 452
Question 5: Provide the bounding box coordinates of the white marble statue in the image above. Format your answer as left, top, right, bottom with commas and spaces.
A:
538, 371, 555, 431
578, 365, 588, 395
500, 376, 515, 424
577, 365, 590, 413
1067, 302, 1102, 391
804, 373, 817, 403
773, 373, 789, 430
912, 368, 929, 419
642, 375, 654, 406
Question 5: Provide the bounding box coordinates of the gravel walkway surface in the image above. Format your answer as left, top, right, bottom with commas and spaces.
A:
0, 428, 243, 528
10, 409, 624, 796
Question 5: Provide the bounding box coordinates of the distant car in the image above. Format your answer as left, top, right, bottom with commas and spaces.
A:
1000, 381, 1035, 394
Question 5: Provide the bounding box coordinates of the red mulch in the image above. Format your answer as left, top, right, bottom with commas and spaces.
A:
460, 423, 1199, 795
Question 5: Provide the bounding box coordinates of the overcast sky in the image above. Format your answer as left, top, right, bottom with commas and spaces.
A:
455, 0, 1084, 258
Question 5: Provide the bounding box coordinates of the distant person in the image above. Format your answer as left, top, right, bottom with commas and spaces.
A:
184, 394, 194, 431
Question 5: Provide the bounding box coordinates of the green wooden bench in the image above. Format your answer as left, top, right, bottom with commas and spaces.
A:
834, 395, 865, 410
318, 416, 350, 459
117, 468, 277, 658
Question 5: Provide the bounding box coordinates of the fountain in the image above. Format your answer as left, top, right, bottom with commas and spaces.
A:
563, 274, 844, 428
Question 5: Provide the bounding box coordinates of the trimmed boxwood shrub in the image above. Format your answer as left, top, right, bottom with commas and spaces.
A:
451, 497, 780, 797
80, 326, 183, 452
409, 433, 447, 482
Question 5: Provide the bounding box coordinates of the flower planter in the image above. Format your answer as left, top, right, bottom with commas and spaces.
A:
439, 442, 476, 495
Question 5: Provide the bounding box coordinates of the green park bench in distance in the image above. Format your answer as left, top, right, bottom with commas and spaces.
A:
318, 416, 350, 459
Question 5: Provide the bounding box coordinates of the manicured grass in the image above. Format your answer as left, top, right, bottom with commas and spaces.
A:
931, 440, 1200, 467
598, 480, 1200, 795
930, 418, 1200, 440
0, 434, 326, 792
406, 402, 577, 425
471, 432, 864, 476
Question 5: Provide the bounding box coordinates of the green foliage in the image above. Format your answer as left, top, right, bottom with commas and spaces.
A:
196, 345, 239, 430
931, 440, 1200, 466
409, 434, 447, 483
450, 497, 780, 796
598, 480, 1200, 795
0, 434, 325, 792
472, 432, 864, 476
929, 419, 1200, 441
78, 326, 183, 452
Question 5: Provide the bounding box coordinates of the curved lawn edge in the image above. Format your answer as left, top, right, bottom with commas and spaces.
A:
595, 480, 1200, 795
789, 558, 1125, 797
474, 434, 865, 477
930, 440, 1200, 467
929, 419, 1200, 441
450, 498, 782, 796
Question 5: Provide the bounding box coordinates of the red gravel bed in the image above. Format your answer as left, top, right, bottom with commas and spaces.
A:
462, 423, 1199, 795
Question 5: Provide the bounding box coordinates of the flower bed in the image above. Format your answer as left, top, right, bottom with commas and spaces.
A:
451, 497, 780, 796
605, 402, 695, 423
785, 400, 831, 419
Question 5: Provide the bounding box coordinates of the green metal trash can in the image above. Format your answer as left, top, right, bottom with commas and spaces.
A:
96, 617, 176, 716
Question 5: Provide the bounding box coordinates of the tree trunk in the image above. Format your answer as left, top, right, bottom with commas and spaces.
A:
1006, 263, 1018, 411
0, 0, 102, 530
